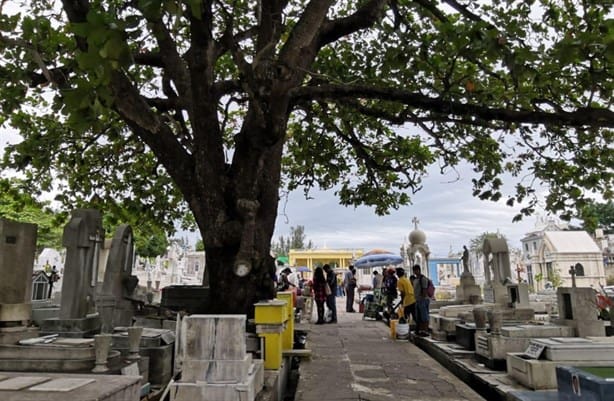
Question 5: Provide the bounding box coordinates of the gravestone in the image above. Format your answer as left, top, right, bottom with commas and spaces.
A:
60, 209, 104, 319
0, 218, 39, 344
507, 283, 530, 308
482, 238, 512, 304
98, 225, 139, 332
556, 287, 604, 337
170, 315, 264, 401
40, 209, 103, 337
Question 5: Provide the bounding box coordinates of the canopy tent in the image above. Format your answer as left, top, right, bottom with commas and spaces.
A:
354, 253, 403, 269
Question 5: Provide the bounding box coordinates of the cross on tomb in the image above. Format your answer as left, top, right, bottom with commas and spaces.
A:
568, 265, 576, 288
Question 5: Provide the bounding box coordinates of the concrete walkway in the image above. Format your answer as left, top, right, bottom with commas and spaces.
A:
294, 297, 484, 401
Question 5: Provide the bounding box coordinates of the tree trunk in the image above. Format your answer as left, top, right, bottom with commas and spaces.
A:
194, 118, 285, 316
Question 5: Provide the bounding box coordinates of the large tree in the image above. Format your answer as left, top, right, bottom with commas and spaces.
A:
577, 200, 614, 234
0, 178, 64, 251
1, 0, 612, 313
272, 225, 313, 255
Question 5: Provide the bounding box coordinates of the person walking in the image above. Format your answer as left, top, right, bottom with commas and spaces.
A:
312, 267, 328, 324
412, 264, 431, 336
323, 264, 337, 323
396, 268, 416, 333
343, 265, 357, 312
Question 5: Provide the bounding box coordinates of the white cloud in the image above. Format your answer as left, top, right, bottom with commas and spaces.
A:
274, 165, 541, 256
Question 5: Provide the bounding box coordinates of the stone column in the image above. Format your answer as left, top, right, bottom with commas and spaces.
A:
473, 308, 488, 331
487, 310, 502, 335
127, 326, 143, 360
92, 334, 112, 372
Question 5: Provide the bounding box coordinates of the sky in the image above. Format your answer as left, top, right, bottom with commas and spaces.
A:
2, 129, 542, 256
272, 167, 541, 257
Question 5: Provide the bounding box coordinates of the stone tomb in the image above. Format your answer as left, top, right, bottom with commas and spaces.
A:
0, 218, 40, 344
170, 315, 264, 401
507, 337, 614, 390
0, 371, 139, 400
40, 210, 104, 337
430, 304, 477, 341
556, 287, 605, 337
0, 337, 124, 373
475, 323, 575, 370
98, 225, 139, 333
111, 327, 174, 386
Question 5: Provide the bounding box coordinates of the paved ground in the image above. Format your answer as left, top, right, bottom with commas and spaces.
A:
294, 297, 484, 401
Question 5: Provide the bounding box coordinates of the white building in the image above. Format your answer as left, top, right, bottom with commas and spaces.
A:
532, 231, 605, 290
520, 218, 567, 287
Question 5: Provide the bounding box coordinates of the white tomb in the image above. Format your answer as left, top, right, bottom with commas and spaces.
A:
170, 315, 264, 401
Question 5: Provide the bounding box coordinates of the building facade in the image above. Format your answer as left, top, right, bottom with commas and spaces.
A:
532, 231, 605, 290
288, 248, 363, 270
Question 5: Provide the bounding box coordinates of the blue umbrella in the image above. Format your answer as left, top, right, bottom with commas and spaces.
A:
354, 253, 403, 269
295, 266, 311, 272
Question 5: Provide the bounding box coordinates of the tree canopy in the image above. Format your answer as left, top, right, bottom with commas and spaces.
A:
0, 178, 64, 251
0, 0, 612, 313
578, 200, 614, 234
271, 225, 314, 256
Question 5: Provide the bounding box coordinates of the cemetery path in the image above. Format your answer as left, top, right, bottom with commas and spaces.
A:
294, 297, 484, 401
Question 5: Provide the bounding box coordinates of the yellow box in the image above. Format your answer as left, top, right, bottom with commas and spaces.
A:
276, 293, 295, 350
254, 300, 288, 324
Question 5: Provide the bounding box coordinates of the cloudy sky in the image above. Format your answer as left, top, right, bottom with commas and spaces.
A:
2, 130, 543, 256
273, 167, 542, 257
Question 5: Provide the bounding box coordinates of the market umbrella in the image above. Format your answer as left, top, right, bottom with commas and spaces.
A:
354, 253, 403, 269
295, 266, 311, 272
363, 248, 394, 256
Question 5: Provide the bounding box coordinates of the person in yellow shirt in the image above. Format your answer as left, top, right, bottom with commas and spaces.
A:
396, 268, 416, 328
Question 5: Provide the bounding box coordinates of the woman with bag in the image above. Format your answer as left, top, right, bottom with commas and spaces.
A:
312, 267, 328, 325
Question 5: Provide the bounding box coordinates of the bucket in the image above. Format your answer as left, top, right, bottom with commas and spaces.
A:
396, 323, 410, 339
390, 319, 398, 339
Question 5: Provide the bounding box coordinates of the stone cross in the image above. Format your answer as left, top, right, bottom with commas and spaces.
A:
569, 265, 576, 288
516, 265, 523, 283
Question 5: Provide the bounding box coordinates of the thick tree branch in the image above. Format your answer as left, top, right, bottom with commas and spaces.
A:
133, 51, 164, 68
279, 0, 335, 66
317, 0, 388, 48
109, 73, 194, 192
212, 79, 242, 98
147, 18, 192, 100
412, 0, 448, 21
442, 0, 489, 24
334, 98, 499, 129
291, 84, 614, 128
